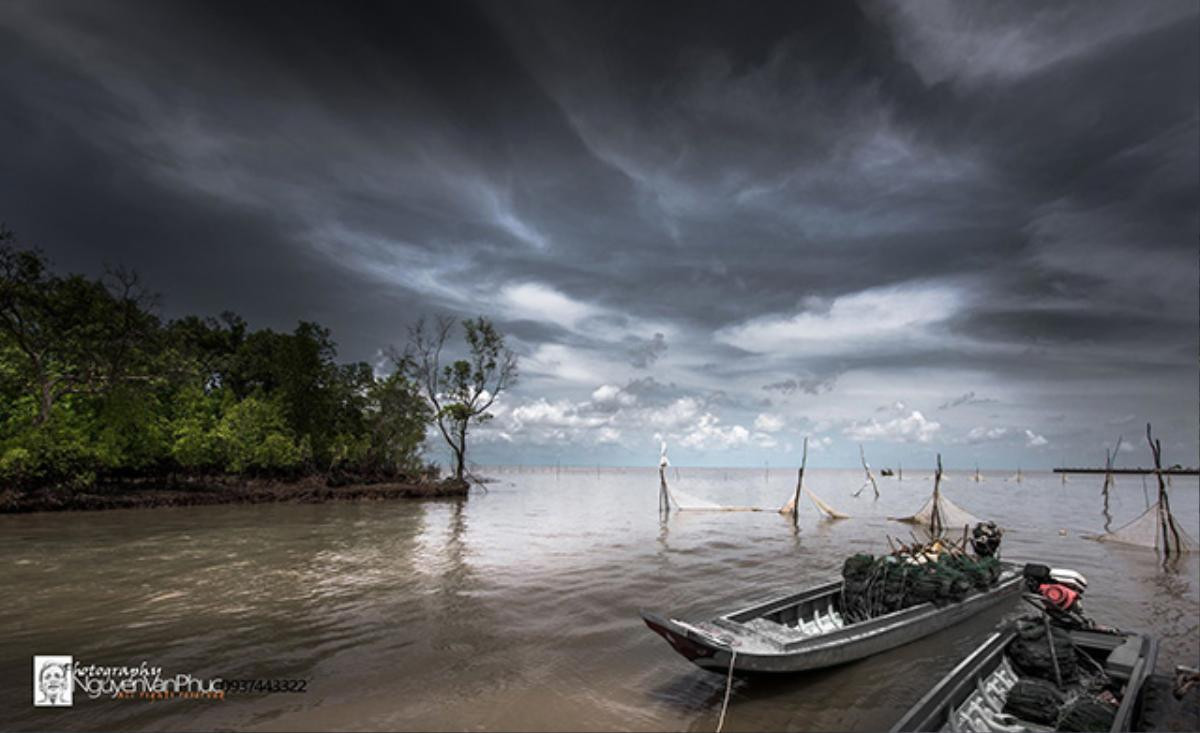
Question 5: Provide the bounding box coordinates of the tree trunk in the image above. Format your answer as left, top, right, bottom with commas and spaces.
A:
453, 424, 468, 481
36, 379, 54, 426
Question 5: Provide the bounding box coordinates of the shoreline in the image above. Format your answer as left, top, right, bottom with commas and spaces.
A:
0, 475, 470, 514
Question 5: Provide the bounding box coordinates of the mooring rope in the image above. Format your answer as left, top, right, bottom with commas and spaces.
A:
715, 647, 738, 733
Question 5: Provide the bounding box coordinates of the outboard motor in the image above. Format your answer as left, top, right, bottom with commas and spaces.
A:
1023, 563, 1053, 592
1039, 568, 1088, 614
1038, 583, 1080, 612
1049, 568, 1087, 594
970, 521, 1003, 557
1023, 564, 1098, 630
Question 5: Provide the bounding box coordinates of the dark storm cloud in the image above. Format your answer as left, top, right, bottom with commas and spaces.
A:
938, 392, 997, 411
618, 377, 682, 406
0, 0, 1196, 463
762, 374, 839, 396
627, 333, 668, 369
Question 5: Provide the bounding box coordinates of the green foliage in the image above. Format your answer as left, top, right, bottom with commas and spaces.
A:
0, 227, 434, 490
215, 396, 301, 473
0, 447, 32, 482
0, 228, 160, 427
169, 383, 226, 471
362, 371, 432, 474
0, 406, 97, 488
94, 386, 171, 472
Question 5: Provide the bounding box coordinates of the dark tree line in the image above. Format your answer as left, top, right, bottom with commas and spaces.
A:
0, 226, 514, 491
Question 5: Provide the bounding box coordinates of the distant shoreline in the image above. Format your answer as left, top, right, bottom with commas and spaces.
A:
0, 476, 470, 514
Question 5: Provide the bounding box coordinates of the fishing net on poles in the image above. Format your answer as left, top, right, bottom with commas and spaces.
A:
779, 486, 851, 519
805, 487, 851, 519
1085, 501, 1196, 553
1088, 424, 1198, 556
658, 442, 758, 511
666, 487, 743, 511
889, 490, 982, 537
657, 441, 842, 514
657, 472, 768, 513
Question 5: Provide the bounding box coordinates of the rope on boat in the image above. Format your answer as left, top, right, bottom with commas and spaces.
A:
1042, 612, 1063, 688
715, 647, 737, 733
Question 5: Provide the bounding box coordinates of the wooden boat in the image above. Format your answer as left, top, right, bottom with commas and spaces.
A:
640, 564, 1023, 673
891, 625, 1159, 732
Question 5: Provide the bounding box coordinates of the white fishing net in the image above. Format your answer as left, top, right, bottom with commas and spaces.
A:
779, 485, 851, 519
667, 487, 730, 511
658, 441, 790, 513
1087, 502, 1196, 553
805, 486, 851, 520
657, 439, 850, 516
889, 489, 982, 536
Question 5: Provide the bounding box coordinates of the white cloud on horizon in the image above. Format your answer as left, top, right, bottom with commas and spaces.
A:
843, 409, 941, 443
678, 413, 751, 450
754, 413, 785, 432
967, 426, 1009, 442
1024, 429, 1049, 447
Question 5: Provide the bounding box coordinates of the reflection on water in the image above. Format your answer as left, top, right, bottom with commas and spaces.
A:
0, 469, 1196, 731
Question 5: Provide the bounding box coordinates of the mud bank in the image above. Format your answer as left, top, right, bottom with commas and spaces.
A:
0, 475, 470, 514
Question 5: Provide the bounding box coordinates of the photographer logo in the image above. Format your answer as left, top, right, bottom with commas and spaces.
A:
33, 656, 73, 707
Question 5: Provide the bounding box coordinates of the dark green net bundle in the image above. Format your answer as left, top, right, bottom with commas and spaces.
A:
840, 552, 1002, 622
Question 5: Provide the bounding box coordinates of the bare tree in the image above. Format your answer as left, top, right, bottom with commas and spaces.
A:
396, 316, 517, 482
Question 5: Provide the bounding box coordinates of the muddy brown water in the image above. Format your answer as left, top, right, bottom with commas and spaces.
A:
2, 468, 1197, 731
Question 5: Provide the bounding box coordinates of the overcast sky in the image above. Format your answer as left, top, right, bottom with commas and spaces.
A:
1, 1, 1196, 470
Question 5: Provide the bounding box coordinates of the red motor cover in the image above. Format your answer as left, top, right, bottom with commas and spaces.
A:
1038, 583, 1079, 611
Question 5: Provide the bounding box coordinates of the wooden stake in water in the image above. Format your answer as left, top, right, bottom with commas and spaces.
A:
853, 445, 879, 499
659, 442, 671, 516
789, 437, 808, 528
1147, 423, 1183, 558
1101, 436, 1122, 532
930, 454, 944, 538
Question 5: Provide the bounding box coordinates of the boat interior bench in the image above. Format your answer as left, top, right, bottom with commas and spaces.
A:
724, 596, 847, 646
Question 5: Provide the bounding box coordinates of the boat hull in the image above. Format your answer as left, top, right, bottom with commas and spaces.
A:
891, 627, 1159, 732
641, 571, 1024, 673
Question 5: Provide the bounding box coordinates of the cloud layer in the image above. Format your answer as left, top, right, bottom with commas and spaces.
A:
1, 0, 1195, 468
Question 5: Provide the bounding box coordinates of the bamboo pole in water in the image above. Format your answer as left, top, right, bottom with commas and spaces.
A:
931, 454, 944, 537
853, 445, 879, 498
787, 437, 808, 528
1147, 423, 1183, 558
659, 464, 669, 515
1101, 436, 1122, 532
658, 443, 670, 516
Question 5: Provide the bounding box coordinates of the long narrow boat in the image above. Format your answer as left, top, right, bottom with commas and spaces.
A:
891, 626, 1159, 732
640, 564, 1023, 673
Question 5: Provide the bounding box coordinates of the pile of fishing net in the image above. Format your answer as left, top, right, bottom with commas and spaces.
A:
1007, 619, 1080, 684
840, 548, 1002, 622
1000, 618, 1120, 732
